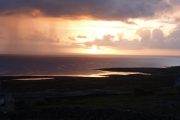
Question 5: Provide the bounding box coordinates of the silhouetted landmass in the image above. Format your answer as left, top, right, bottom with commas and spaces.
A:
0, 107, 179, 120
1, 66, 180, 119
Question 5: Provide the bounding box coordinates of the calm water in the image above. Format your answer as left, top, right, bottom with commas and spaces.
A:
0, 55, 180, 77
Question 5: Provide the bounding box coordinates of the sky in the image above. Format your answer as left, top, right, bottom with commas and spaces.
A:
0, 0, 180, 55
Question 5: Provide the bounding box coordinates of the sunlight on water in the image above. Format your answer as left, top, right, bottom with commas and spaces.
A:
71, 71, 150, 77
13, 71, 150, 80
1, 56, 180, 78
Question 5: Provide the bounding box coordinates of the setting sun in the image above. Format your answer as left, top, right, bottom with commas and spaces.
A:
90, 45, 99, 54
75, 46, 121, 55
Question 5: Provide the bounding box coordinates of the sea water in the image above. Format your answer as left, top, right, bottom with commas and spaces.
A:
0, 55, 180, 77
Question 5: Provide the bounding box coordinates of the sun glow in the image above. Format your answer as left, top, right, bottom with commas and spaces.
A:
70, 20, 141, 42
90, 45, 99, 54
75, 46, 121, 55
55, 18, 176, 55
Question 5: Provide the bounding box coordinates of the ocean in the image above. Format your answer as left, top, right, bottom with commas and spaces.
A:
0, 55, 180, 77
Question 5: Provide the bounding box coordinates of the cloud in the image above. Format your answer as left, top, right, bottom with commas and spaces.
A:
77, 35, 87, 39
81, 26, 180, 50
171, 0, 180, 5
0, 0, 171, 20
0, 17, 73, 55
166, 27, 180, 49
82, 34, 141, 49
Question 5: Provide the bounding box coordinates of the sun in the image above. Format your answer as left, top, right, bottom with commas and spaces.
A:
90, 45, 99, 54
74, 45, 123, 55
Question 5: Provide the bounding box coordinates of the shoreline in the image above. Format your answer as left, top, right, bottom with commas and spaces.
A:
0, 65, 180, 78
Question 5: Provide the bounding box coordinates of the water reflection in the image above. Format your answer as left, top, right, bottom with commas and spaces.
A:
14, 71, 150, 80
63, 70, 150, 78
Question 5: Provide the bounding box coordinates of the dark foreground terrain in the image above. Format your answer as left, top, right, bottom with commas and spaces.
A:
1, 66, 180, 119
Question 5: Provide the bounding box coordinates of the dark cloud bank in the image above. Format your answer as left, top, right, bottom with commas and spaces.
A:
0, 0, 171, 20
